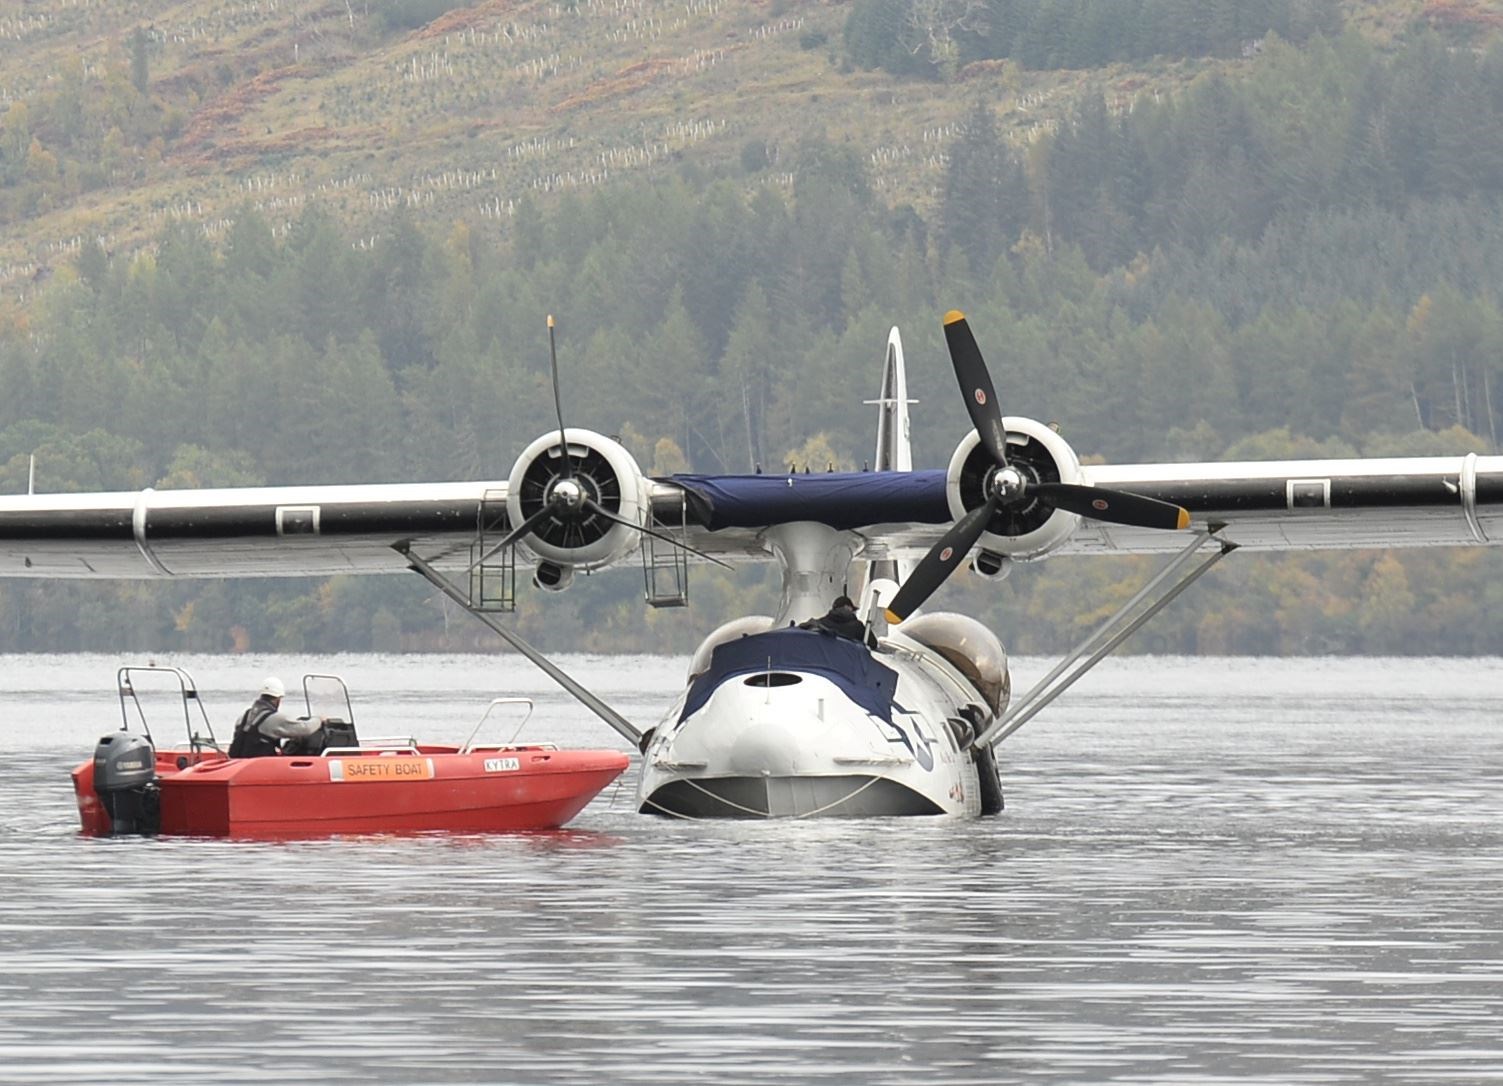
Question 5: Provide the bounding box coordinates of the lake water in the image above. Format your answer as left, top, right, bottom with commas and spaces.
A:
2, 653, 1501, 1084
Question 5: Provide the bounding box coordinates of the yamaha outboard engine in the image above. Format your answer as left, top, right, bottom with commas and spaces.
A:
92, 733, 160, 836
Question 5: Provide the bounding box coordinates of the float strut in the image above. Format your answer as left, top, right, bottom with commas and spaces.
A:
975, 527, 1236, 750
399, 545, 642, 746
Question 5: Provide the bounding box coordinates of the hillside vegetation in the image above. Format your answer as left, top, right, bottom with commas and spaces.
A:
0, 0, 1405, 293
0, 0, 1067, 295
3, 0, 1503, 657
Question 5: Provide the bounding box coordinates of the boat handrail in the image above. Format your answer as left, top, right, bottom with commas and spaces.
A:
460, 697, 536, 755
116, 664, 221, 754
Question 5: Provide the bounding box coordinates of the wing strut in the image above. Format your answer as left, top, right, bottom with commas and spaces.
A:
974, 525, 1236, 750
398, 544, 642, 746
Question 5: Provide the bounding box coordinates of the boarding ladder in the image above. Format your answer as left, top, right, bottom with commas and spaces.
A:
468, 488, 516, 613
641, 491, 690, 608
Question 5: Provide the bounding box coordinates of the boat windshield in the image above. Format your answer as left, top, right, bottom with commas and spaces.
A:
302, 674, 354, 725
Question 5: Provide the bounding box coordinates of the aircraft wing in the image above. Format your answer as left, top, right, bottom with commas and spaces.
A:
0, 482, 510, 578
668, 453, 1503, 560
2, 452, 1501, 580
1063, 452, 1503, 555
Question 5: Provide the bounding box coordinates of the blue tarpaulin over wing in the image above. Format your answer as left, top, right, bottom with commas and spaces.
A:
668, 470, 952, 532
680, 628, 899, 723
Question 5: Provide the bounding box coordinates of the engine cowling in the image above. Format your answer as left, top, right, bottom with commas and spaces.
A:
506, 428, 649, 571
945, 416, 1082, 561
899, 611, 1010, 717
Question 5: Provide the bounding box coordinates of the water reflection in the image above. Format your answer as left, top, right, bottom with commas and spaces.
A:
2, 656, 1502, 1083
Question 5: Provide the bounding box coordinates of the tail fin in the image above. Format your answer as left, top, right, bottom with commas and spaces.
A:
867, 327, 914, 472
859, 328, 919, 627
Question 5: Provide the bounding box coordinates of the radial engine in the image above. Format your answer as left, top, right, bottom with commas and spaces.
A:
505, 428, 651, 580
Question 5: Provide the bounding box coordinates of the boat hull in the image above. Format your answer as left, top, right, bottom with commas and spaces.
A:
73, 746, 630, 838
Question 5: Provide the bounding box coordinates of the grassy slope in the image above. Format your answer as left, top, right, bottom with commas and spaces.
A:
0, 0, 1314, 298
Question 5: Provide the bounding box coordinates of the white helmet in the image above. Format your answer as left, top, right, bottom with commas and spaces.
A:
259, 676, 286, 699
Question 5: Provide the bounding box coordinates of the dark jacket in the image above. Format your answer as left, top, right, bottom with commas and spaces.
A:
803, 603, 870, 644
228, 695, 281, 759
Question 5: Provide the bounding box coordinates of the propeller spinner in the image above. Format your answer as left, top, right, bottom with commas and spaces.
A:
884, 311, 1190, 625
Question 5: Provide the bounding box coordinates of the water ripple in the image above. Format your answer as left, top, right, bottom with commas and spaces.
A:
2, 656, 1503, 1083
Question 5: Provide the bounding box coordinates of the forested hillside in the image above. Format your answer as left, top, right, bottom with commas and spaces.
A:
2, 1, 1503, 656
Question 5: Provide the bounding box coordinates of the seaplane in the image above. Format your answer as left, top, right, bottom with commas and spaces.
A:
5, 310, 1503, 818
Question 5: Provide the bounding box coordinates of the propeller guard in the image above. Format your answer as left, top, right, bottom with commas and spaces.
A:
945, 417, 1083, 561
506, 428, 649, 569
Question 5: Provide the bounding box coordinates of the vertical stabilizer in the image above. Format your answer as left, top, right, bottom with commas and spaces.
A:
870, 327, 914, 472
859, 328, 919, 623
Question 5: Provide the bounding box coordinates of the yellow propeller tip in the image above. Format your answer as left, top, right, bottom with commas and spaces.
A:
943, 309, 966, 325
1177, 508, 1191, 530
547, 314, 555, 327
884, 609, 902, 625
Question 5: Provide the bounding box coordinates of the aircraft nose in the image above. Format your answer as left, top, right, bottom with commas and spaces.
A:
727, 719, 800, 776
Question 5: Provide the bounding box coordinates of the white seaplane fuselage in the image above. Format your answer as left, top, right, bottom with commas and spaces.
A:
637, 628, 991, 818
635, 520, 1006, 819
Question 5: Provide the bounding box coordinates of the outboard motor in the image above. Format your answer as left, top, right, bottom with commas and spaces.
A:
92, 732, 160, 836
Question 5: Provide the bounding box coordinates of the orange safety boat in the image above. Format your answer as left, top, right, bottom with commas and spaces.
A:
72, 667, 630, 838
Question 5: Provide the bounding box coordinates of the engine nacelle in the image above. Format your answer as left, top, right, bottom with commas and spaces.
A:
506, 428, 650, 571
899, 611, 1010, 717
945, 416, 1082, 561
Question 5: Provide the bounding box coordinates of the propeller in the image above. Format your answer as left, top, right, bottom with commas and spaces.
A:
884, 310, 1190, 625
547, 314, 573, 483
468, 316, 731, 574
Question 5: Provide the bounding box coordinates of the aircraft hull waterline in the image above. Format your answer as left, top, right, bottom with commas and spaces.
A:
643, 774, 944, 819
73, 746, 630, 838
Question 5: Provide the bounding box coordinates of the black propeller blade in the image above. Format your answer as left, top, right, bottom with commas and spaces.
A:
467, 493, 571, 573
884, 497, 998, 625
1032, 481, 1190, 532
944, 310, 1010, 470
547, 314, 574, 482
581, 497, 733, 571
885, 311, 1191, 624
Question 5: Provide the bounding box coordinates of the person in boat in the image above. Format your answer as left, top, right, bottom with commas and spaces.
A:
800, 595, 873, 645
227, 676, 327, 758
